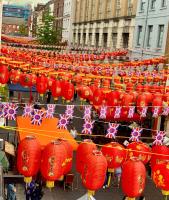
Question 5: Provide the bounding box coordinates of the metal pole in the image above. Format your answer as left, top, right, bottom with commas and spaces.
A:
0, 0, 3, 54
0, 164, 4, 200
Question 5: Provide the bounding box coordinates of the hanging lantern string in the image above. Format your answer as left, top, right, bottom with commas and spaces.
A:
0, 102, 167, 133
1, 125, 169, 158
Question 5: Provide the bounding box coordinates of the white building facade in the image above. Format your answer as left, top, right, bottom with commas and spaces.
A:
132, 0, 169, 59
62, 0, 74, 45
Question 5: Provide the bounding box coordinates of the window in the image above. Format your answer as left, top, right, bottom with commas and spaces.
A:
115, 0, 121, 17
150, 0, 156, 9
161, 0, 167, 7
147, 25, 153, 47
157, 25, 164, 48
137, 26, 142, 46
140, 0, 146, 11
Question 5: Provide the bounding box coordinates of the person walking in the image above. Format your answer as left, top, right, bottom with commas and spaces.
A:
25, 181, 35, 200
7, 184, 16, 200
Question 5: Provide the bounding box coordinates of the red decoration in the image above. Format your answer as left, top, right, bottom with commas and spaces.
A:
93, 89, 104, 107
151, 145, 169, 169
63, 82, 74, 102
127, 142, 151, 164
51, 80, 62, 100
20, 73, 32, 88
10, 69, 21, 84
152, 162, 169, 196
40, 140, 67, 188
81, 150, 107, 196
17, 136, 41, 183
76, 139, 97, 174
121, 159, 146, 199
101, 142, 127, 172
0, 64, 9, 85
36, 75, 48, 96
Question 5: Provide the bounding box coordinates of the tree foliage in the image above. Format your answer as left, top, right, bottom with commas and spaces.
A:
37, 11, 61, 45
18, 24, 29, 36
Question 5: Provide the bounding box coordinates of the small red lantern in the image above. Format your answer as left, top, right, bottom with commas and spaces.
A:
51, 80, 62, 100
40, 140, 67, 188
63, 82, 74, 102
81, 150, 107, 196
137, 95, 148, 114
17, 136, 41, 183
121, 159, 146, 199
127, 142, 151, 164
20, 73, 32, 88
76, 139, 97, 174
0, 64, 9, 85
152, 162, 169, 197
36, 75, 48, 96
10, 69, 21, 84
93, 89, 104, 108
151, 145, 169, 169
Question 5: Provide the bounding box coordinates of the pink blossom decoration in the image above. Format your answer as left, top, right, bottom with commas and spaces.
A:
23, 104, 33, 118
99, 106, 107, 119
129, 127, 143, 142
106, 123, 119, 139
83, 106, 92, 120
162, 107, 169, 116
114, 106, 122, 119
45, 104, 56, 118
153, 131, 166, 146
65, 105, 75, 119
31, 109, 44, 125
153, 107, 160, 118
128, 106, 135, 118
140, 107, 148, 118
82, 119, 95, 135
0, 104, 4, 118
58, 114, 69, 129
4, 103, 18, 120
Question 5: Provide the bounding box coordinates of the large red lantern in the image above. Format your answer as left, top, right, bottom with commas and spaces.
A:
152, 97, 163, 115
151, 145, 169, 169
36, 75, 48, 96
40, 140, 67, 188
93, 89, 104, 108
81, 150, 107, 196
20, 73, 32, 88
152, 162, 169, 197
17, 136, 41, 183
10, 69, 21, 84
76, 139, 97, 174
121, 159, 146, 199
0, 64, 9, 85
51, 80, 62, 100
77, 85, 91, 101
127, 142, 151, 164
63, 82, 74, 102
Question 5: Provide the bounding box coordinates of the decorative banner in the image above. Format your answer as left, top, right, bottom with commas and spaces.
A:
0, 104, 4, 118
23, 104, 33, 118
162, 107, 169, 116
114, 106, 122, 119
83, 106, 92, 120
65, 105, 75, 119
153, 107, 160, 118
31, 109, 44, 126
4, 103, 18, 120
128, 106, 135, 118
106, 123, 119, 139
140, 107, 148, 118
58, 114, 69, 129
129, 127, 143, 142
153, 131, 166, 146
82, 119, 95, 135
99, 106, 107, 119
45, 104, 56, 118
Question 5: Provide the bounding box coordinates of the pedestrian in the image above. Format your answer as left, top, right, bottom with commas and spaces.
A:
31, 180, 44, 200
114, 167, 122, 188
7, 184, 16, 200
70, 126, 77, 139
46, 91, 52, 104
25, 181, 35, 200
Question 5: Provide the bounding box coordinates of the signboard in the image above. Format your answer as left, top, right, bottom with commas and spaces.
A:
5, 141, 15, 156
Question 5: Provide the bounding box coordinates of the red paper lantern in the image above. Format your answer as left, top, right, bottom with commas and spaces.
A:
63, 82, 74, 102
81, 150, 107, 196
121, 159, 146, 199
20, 73, 32, 88
10, 69, 21, 84
51, 80, 62, 100
36, 75, 48, 96
0, 64, 9, 85
40, 140, 67, 188
151, 145, 169, 169
137, 95, 148, 114
152, 162, 169, 196
121, 93, 133, 113
101, 142, 127, 171
77, 85, 91, 101
126, 82, 134, 92
76, 139, 97, 174
127, 142, 151, 164
93, 89, 104, 108
152, 97, 163, 115
17, 136, 41, 183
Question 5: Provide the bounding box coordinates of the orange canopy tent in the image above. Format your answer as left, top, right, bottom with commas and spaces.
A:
16, 116, 78, 151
